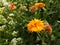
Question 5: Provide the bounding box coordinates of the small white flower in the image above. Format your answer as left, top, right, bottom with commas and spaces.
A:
6, 39, 8, 42
20, 5, 28, 11
12, 31, 18, 36
3, 2, 9, 6
9, 13, 14, 16
0, 25, 6, 31
1, 0, 9, 6
2, 25, 6, 28
2, 7, 5, 10
57, 20, 60, 23
14, 2, 17, 4
2, 0, 9, 6
7, 16, 13, 20
10, 38, 17, 45
8, 20, 14, 25
17, 37, 22, 41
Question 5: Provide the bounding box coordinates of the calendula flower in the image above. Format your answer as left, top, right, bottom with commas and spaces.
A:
9, 3, 16, 10
29, 5, 38, 12
35, 2, 45, 8
27, 19, 44, 32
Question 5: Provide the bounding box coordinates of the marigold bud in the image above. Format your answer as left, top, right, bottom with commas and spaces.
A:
35, 2, 45, 8
45, 25, 52, 32
29, 5, 38, 12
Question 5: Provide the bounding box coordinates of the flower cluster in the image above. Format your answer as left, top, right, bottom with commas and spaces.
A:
8, 2, 45, 11
0, 2, 52, 33
27, 19, 52, 33
29, 2, 45, 12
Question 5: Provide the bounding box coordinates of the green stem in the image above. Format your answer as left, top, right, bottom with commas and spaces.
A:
37, 33, 47, 45
37, 33, 42, 40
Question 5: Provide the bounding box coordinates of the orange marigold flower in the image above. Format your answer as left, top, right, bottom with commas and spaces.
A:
9, 3, 16, 10
35, 2, 45, 8
27, 19, 44, 32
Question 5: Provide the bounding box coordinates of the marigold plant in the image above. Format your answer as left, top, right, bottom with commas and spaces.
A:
0, 0, 59, 45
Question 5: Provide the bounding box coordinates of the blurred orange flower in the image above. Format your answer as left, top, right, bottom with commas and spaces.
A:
27, 19, 44, 32
44, 21, 52, 32
45, 24, 52, 32
9, 3, 16, 10
35, 2, 45, 8
29, 5, 38, 12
